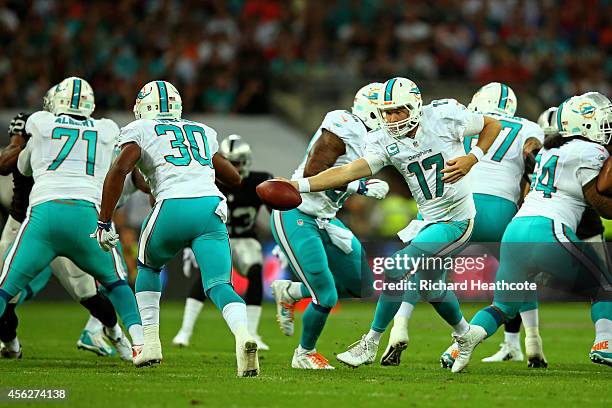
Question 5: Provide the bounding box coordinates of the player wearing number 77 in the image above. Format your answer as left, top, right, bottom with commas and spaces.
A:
282, 77, 502, 368
93, 80, 260, 377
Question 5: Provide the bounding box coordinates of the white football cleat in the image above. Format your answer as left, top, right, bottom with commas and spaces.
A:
291, 348, 334, 369
525, 334, 548, 368
0, 341, 22, 359
271, 280, 296, 336
77, 329, 115, 357
481, 342, 524, 362
172, 330, 191, 347
440, 342, 459, 369
236, 336, 259, 377
590, 339, 612, 367
103, 327, 133, 361
133, 325, 162, 367
336, 335, 378, 368
380, 320, 409, 366
252, 334, 270, 351
451, 325, 487, 373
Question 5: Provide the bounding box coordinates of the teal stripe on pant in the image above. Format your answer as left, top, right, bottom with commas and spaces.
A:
135, 197, 242, 311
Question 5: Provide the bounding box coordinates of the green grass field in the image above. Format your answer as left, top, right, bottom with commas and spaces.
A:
1, 301, 610, 407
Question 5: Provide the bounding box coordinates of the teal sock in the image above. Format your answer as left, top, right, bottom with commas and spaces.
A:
135, 263, 162, 292
591, 301, 612, 323
430, 290, 463, 326
300, 283, 310, 298
206, 283, 244, 310
300, 303, 330, 350
371, 293, 402, 332
471, 306, 504, 337
106, 282, 142, 328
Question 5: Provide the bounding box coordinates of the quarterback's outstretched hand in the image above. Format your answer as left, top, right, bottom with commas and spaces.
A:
91, 221, 119, 252
358, 179, 389, 199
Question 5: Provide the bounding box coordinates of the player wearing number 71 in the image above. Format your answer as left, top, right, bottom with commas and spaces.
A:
93, 80, 260, 377
282, 77, 503, 367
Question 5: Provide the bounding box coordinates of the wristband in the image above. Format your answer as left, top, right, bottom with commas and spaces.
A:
470, 146, 485, 161
97, 220, 112, 231
346, 180, 361, 194
296, 178, 311, 193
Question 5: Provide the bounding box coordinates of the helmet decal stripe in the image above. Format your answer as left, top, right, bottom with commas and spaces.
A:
384, 78, 397, 102
498, 83, 508, 109
557, 100, 566, 132
70, 78, 82, 109
156, 81, 169, 113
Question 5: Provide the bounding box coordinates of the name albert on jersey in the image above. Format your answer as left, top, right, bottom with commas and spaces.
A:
365, 99, 479, 221
20, 111, 119, 207
517, 139, 609, 231
119, 118, 223, 203
292, 110, 368, 219
464, 112, 544, 204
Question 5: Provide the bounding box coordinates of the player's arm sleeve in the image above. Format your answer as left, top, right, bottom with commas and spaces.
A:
577, 146, 609, 186
320, 111, 355, 144
437, 100, 484, 140
118, 122, 143, 147
17, 140, 33, 176
362, 141, 390, 175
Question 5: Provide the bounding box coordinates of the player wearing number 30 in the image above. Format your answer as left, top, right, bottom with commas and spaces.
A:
0, 76, 144, 360
451, 94, 612, 373
284, 77, 503, 368
93, 80, 259, 377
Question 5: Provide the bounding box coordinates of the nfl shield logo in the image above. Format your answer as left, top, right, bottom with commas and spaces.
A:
297, 219, 304, 226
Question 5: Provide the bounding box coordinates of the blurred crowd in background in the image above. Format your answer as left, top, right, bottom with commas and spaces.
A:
1, 0, 611, 112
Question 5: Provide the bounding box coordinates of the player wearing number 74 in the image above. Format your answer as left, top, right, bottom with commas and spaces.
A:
93, 80, 260, 377
282, 77, 502, 368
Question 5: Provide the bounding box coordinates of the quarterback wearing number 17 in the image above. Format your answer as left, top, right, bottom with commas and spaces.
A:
93, 80, 259, 377
283, 77, 502, 367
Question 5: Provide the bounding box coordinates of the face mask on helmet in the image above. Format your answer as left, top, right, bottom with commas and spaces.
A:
220, 135, 252, 178
133, 80, 182, 120
43, 85, 57, 113
352, 83, 383, 131
468, 82, 517, 116
52, 77, 95, 118
377, 77, 422, 138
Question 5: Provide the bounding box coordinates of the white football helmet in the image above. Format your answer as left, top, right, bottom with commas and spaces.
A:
537, 107, 558, 137
52, 77, 95, 117
219, 134, 252, 178
352, 82, 383, 131
468, 82, 517, 116
42, 85, 57, 112
133, 80, 182, 120
557, 94, 612, 145
377, 77, 423, 138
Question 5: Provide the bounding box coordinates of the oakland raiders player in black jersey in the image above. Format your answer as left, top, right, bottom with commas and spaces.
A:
174, 135, 273, 350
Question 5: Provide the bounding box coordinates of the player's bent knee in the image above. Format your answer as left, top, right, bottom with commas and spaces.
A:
315, 290, 338, 309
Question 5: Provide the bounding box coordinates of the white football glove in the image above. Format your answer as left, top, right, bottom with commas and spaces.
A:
91, 221, 119, 252
182, 248, 199, 278
361, 179, 389, 199
272, 245, 289, 269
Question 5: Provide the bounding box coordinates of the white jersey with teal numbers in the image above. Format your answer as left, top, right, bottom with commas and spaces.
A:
118, 118, 223, 202
18, 111, 119, 207
465, 113, 544, 204
292, 110, 368, 219
517, 139, 609, 231
364, 99, 482, 221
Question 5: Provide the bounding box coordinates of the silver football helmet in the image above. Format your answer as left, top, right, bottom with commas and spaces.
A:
219, 134, 252, 177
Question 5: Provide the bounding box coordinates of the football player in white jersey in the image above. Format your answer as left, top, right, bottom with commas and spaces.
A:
278, 77, 502, 367
93, 80, 259, 377
451, 94, 612, 373
436, 83, 548, 368
0, 77, 144, 361
269, 83, 389, 369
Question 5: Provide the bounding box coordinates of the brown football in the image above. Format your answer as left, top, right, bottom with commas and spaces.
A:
256, 179, 302, 211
